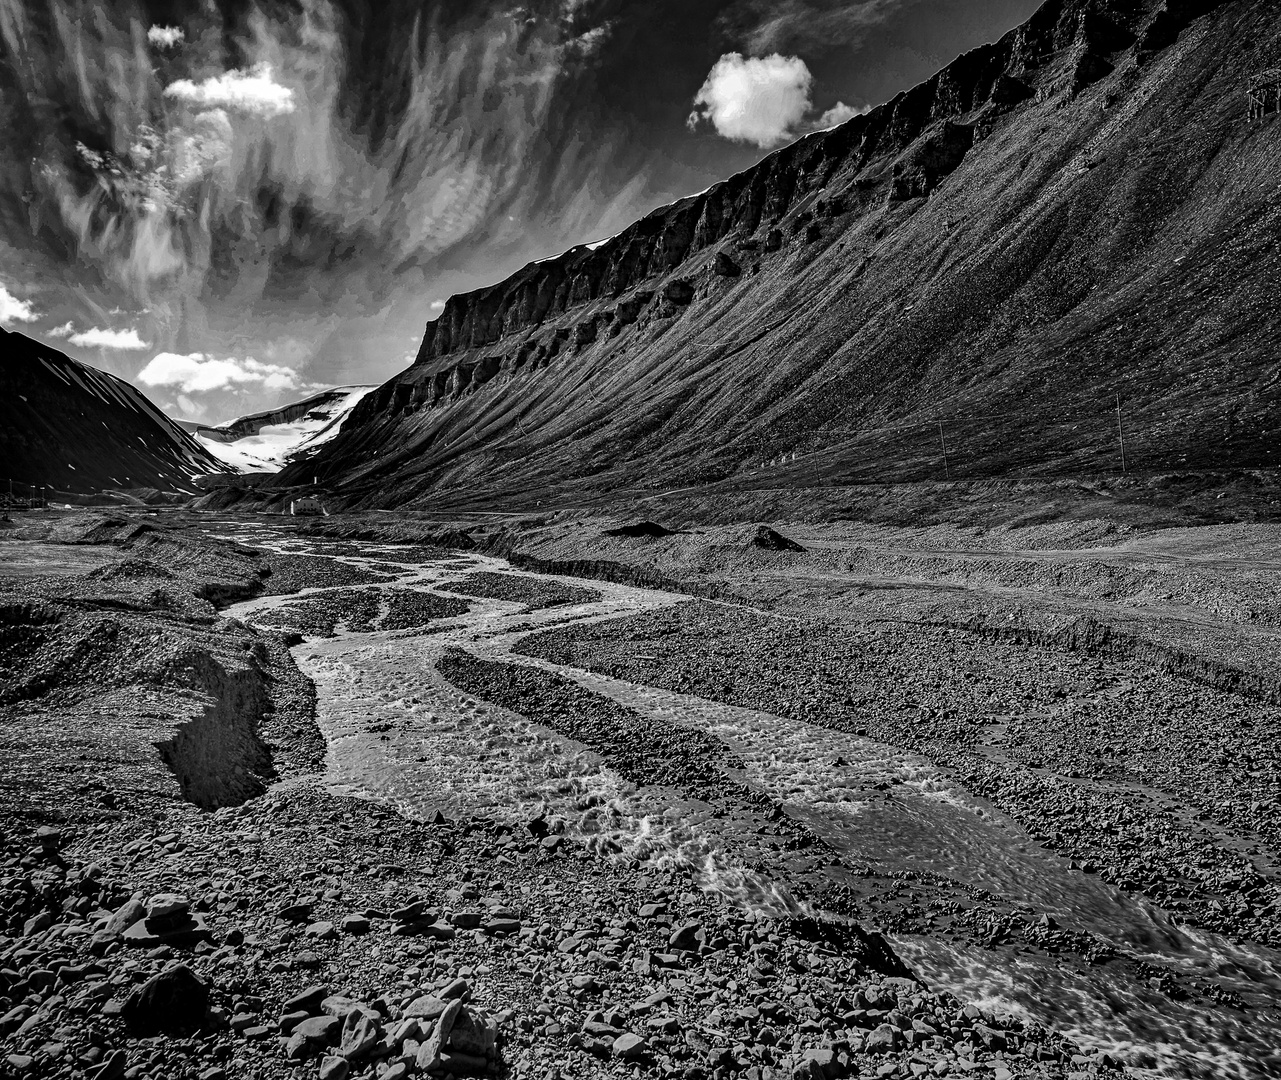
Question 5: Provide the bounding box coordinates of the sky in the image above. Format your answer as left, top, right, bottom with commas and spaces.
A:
0, 0, 1039, 423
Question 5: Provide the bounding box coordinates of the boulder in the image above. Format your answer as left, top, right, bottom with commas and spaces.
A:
121, 964, 209, 1034
105, 899, 146, 937
613, 1033, 648, 1060
340, 1010, 380, 1060
663, 279, 695, 305
713, 252, 741, 277
751, 525, 805, 552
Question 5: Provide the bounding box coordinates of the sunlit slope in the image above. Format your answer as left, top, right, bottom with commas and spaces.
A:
286, 0, 1281, 509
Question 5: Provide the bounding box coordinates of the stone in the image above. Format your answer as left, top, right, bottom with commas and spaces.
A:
390, 900, 429, 922
280, 1010, 310, 1034
669, 921, 703, 951
434, 998, 463, 1043
304, 921, 337, 940
972, 1023, 1007, 1051
864, 1024, 901, 1053
446, 1008, 498, 1057
284, 985, 330, 1013
22, 912, 52, 936
279, 902, 315, 922
146, 893, 190, 920
321, 995, 368, 1019
120, 911, 209, 948
106, 900, 146, 937
613, 1032, 648, 1060
340, 1011, 380, 1061
121, 964, 209, 1034
340, 915, 370, 935
292, 1015, 342, 1046
90, 1049, 127, 1080
318, 1057, 349, 1080
440, 977, 469, 1000
404, 996, 449, 1020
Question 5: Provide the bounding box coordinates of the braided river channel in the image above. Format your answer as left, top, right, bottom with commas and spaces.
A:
222, 529, 1281, 1078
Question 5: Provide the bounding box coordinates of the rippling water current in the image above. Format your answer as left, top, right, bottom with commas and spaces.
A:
222, 531, 1281, 1078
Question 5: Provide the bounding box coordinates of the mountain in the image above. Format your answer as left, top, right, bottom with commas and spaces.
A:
178, 387, 376, 474
283, 0, 1281, 510
0, 329, 230, 496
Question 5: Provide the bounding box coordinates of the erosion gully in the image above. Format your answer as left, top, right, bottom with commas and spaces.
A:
221, 527, 1281, 1078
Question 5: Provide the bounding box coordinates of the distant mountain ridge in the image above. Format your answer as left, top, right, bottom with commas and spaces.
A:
283, 0, 1281, 510
178, 387, 376, 473
0, 329, 230, 495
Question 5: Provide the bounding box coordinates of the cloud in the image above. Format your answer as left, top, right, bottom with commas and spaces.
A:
0, 285, 38, 324
66, 326, 150, 350
722, 0, 912, 57
147, 25, 184, 49
47, 321, 74, 338
164, 64, 296, 118
688, 53, 813, 148
813, 101, 868, 129
137, 352, 306, 393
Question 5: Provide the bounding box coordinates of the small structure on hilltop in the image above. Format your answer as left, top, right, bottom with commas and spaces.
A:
289, 495, 327, 516
1248, 68, 1281, 123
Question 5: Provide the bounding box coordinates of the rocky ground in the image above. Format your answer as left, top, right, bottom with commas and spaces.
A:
442, 574, 601, 614
302, 514, 1281, 950
515, 601, 1281, 950
0, 511, 1105, 1080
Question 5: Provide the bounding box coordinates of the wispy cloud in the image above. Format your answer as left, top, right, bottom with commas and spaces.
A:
137, 352, 307, 393
0, 284, 38, 325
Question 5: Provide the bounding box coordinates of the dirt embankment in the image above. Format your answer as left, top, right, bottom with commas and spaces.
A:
0, 512, 322, 824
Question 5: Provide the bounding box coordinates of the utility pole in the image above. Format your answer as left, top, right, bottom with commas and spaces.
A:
1115, 393, 1127, 474
938, 419, 951, 480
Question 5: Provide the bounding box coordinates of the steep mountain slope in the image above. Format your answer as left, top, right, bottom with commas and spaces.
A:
285, 0, 1281, 510
178, 387, 376, 473
0, 330, 229, 495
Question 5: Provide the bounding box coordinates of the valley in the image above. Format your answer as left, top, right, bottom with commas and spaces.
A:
3, 508, 1280, 1078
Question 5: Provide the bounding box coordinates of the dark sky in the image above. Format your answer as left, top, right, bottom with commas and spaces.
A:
0, 0, 1039, 422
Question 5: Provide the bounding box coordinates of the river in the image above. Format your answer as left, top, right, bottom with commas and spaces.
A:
222, 528, 1281, 1078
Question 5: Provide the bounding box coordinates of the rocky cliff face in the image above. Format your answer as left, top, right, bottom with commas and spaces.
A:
0, 331, 230, 495
286, 0, 1281, 508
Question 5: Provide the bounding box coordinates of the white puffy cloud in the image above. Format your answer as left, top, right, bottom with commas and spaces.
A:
814, 101, 868, 129
137, 352, 305, 393
147, 25, 184, 49
47, 321, 74, 338
66, 326, 150, 350
0, 285, 38, 325
164, 65, 296, 119
688, 53, 813, 148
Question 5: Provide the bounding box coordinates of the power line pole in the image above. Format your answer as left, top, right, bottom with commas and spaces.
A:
937, 419, 951, 480
1115, 393, 1127, 474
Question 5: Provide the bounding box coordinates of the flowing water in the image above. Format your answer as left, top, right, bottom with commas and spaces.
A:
222, 529, 1281, 1077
